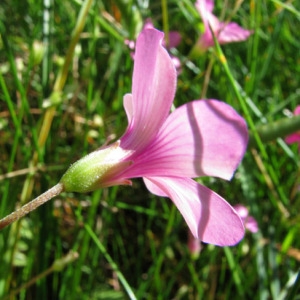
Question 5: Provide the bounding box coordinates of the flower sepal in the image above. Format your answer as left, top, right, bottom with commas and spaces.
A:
60, 142, 132, 193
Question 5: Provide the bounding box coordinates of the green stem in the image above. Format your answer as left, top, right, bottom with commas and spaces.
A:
73, 0, 123, 41
54, 0, 94, 92
84, 224, 137, 300
223, 247, 244, 297
211, 24, 289, 210
211, 27, 265, 156
249, 114, 300, 147
161, 0, 169, 47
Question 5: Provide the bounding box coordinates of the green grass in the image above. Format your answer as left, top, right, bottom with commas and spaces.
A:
1, 0, 300, 299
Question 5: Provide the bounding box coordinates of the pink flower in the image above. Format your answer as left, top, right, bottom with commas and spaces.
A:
61, 28, 248, 246
285, 106, 300, 151
195, 0, 252, 53
233, 204, 258, 233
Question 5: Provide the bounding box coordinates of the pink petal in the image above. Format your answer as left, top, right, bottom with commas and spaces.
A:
123, 94, 133, 124
144, 176, 245, 246
143, 19, 181, 49
196, 32, 215, 51
218, 22, 253, 44
168, 32, 181, 48
125, 100, 248, 181
285, 106, 300, 145
143, 18, 155, 30
294, 106, 300, 115
233, 204, 249, 219
234, 204, 258, 233
204, 0, 214, 13
188, 230, 202, 257
171, 56, 182, 74
285, 133, 300, 144
120, 28, 177, 152
195, 0, 252, 51
245, 216, 259, 233
195, 0, 214, 23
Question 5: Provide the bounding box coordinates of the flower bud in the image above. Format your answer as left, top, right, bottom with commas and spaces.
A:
60, 142, 132, 193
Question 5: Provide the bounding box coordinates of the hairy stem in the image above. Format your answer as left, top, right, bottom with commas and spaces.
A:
0, 183, 64, 230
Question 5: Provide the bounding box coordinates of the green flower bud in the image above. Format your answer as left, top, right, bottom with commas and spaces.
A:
60, 142, 132, 193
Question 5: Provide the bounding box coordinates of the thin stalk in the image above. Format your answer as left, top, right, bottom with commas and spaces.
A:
223, 247, 245, 297
0, 183, 64, 230
85, 224, 137, 300
211, 24, 289, 211
70, 190, 102, 299
210, 23, 265, 156
161, 0, 169, 47
154, 205, 177, 293
0, 22, 40, 157
73, 0, 123, 41
201, 55, 215, 99
0, 71, 23, 212
0, 72, 22, 137
271, 0, 300, 18
245, 0, 261, 95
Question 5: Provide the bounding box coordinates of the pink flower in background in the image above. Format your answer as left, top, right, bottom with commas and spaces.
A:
143, 18, 182, 49
62, 28, 248, 246
233, 204, 258, 233
285, 106, 300, 151
195, 0, 252, 52
143, 19, 182, 72
188, 230, 202, 258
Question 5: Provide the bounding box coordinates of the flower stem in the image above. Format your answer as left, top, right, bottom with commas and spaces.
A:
161, 0, 169, 47
248, 114, 300, 147
0, 183, 64, 230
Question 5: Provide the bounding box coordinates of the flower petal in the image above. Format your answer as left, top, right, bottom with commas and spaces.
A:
195, 0, 214, 24
144, 176, 245, 246
168, 31, 181, 49
195, 0, 252, 51
125, 100, 248, 180
218, 22, 252, 44
285, 133, 300, 144
294, 106, 300, 115
120, 28, 177, 152
285, 106, 300, 147
123, 94, 133, 125
244, 216, 258, 233
233, 204, 249, 219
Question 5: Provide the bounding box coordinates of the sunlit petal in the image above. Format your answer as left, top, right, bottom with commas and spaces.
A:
120, 29, 177, 152
125, 100, 248, 180
144, 176, 245, 246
